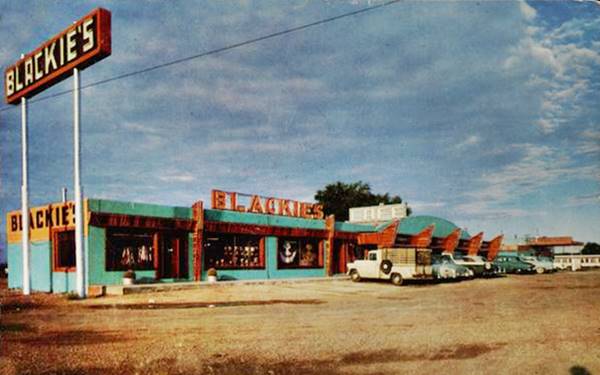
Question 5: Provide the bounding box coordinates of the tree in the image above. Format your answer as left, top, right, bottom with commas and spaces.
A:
314, 181, 411, 221
582, 242, 600, 255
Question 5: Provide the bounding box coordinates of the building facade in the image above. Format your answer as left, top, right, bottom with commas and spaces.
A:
6, 195, 500, 293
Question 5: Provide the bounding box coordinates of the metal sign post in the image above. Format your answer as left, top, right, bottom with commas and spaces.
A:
73, 68, 86, 298
21, 94, 31, 295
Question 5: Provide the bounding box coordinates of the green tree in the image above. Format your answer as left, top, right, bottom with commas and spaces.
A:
581, 242, 600, 254
314, 181, 411, 221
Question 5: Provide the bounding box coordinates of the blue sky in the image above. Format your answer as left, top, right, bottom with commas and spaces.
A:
1, 1, 599, 261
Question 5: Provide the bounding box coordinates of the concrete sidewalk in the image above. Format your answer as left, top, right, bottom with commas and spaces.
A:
105, 275, 350, 296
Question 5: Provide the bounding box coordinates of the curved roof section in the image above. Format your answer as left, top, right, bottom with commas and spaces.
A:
397, 215, 470, 239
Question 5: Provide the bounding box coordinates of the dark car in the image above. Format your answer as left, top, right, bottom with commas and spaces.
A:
493, 254, 535, 274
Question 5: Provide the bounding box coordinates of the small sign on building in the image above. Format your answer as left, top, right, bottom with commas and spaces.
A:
348, 203, 408, 224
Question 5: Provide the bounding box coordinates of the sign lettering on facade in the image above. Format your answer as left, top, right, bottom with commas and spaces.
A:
4, 8, 111, 105
6, 201, 89, 243
211, 190, 324, 220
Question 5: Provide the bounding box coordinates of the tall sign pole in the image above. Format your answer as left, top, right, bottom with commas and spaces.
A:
73, 68, 85, 298
4, 8, 111, 297
21, 93, 31, 296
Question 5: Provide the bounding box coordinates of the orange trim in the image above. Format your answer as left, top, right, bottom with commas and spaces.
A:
356, 220, 399, 247
325, 215, 335, 276
192, 201, 204, 281
486, 235, 503, 261
318, 240, 324, 267
441, 228, 461, 254
408, 225, 434, 248
466, 232, 484, 256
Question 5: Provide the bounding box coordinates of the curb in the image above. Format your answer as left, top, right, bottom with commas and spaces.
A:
107, 275, 350, 296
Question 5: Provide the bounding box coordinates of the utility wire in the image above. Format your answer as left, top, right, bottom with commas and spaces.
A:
0, 0, 401, 113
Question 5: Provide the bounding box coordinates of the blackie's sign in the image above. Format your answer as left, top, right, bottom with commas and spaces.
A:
211, 190, 324, 220
4, 8, 111, 105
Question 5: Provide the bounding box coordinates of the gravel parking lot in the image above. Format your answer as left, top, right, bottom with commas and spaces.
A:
1, 270, 599, 375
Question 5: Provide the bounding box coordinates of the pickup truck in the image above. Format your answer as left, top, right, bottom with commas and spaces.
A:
347, 248, 433, 286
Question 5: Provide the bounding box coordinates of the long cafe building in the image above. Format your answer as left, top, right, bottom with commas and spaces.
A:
5, 189, 502, 293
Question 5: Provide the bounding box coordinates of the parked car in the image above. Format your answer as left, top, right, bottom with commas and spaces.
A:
519, 255, 555, 274
432, 254, 473, 280
493, 254, 535, 274
451, 254, 499, 277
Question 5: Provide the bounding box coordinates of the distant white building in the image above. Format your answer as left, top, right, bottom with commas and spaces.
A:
554, 254, 600, 271
348, 203, 408, 224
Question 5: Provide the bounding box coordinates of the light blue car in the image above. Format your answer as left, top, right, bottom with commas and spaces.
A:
518, 255, 555, 274
432, 254, 473, 280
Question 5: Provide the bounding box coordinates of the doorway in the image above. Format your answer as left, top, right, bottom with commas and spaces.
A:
158, 231, 188, 280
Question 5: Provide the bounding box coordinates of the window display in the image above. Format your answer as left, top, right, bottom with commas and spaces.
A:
106, 228, 155, 271
204, 233, 263, 269
278, 238, 321, 269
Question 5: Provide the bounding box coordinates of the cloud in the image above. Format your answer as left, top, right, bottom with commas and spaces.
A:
455, 143, 598, 218
503, 8, 600, 134
409, 201, 446, 212
455, 135, 481, 149
519, 1, 537, 21
577, 129, 600, 155
158, 173, 196, 183
567, 193, 600, 207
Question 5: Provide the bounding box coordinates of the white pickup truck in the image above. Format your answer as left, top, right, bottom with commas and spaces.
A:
347, 248, 433, 286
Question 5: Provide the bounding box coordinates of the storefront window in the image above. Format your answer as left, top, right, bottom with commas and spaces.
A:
278, 238, 321, 269
54, 230, 76, 271
106, 228, 155, 271
204, 233, 263, 269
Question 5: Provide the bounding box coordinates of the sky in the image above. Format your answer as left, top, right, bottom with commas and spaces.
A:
0, 0, 599, 262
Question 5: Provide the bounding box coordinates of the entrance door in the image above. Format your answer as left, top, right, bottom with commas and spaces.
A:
158, 232, 188, 279
332, 240, 352, 274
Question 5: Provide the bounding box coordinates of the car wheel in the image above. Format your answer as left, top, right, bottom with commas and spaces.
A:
536, 267, 545, 274
350, 270, 361, 282
391, 273, 403, 286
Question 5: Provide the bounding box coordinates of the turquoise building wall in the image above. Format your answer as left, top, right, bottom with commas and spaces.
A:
7, 240, 77, 293
202, 236, 328, 281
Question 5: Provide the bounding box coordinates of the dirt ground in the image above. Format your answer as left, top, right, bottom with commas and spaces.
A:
1, 271, 599, 375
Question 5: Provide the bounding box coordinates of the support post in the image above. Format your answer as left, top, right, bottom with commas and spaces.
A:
73, 68, 86, 298
21, 95, 30, 295
325, 215, 335, 276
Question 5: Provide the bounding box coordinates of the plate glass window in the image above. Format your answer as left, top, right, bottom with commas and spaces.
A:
278, 238, 321, 269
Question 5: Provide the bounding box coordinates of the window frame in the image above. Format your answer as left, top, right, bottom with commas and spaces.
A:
276, 237, 324, 270
105, 227, 157, 272
203, 233, 266, 270
52, 227, 76, 273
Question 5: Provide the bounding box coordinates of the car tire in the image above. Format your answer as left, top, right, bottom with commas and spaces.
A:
536, 267, 545, 274
350, 270, 361, 282
391, 273, 403, 286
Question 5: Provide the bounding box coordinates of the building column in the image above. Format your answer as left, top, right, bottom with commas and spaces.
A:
325, 214, 335, 276
192, 201, 204, 281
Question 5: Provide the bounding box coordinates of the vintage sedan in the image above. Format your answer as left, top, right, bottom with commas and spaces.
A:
454, 254, 501, 277
493, 254, 535, 274
519, 255, 555, 274
432, 254, 473, 280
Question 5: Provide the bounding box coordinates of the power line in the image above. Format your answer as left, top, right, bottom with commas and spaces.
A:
0, 0, 401, 113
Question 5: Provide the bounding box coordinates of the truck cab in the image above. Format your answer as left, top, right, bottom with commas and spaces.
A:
346, 248, 433, 286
